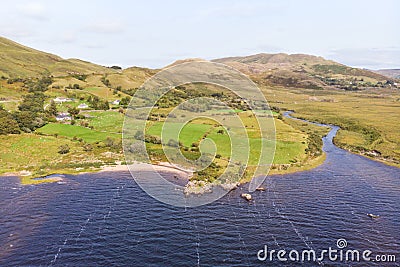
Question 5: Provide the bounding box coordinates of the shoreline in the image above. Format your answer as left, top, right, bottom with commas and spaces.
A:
0, 161, 194, 185
2, 133, 397, 187
100, 162, 194, 180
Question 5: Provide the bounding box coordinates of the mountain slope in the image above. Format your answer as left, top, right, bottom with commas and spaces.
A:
213, 53, 390, 90
373, 69, 400, 79
0, 37, 112, 78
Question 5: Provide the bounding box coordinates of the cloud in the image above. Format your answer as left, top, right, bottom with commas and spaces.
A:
0, 22, 35, 38
85, 20, 125, 34
17, 2, 47, 20
328, 48, 400, 69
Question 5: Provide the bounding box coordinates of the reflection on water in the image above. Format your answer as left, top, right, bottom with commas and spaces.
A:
0, 117, 399, 266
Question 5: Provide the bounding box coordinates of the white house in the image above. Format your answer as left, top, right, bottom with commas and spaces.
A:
56, 112, 72, 121
77, 103, 89, 109
112, 99, 121, 105
54, 97, 73, 104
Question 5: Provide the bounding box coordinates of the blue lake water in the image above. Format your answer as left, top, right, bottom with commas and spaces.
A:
0, 120, 399, 266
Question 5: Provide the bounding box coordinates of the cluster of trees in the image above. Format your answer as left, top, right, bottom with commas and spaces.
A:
100, 76, 111, 87
153, 85, 250, 112
71, 74, 87, 81
86, 95, 109, 110
65, 83, 81, 89
0, 76, 55, 135
119, 96, 131, 106
25, 76, 53, 92
0, 106, 20, 134
179, 99, 211, 112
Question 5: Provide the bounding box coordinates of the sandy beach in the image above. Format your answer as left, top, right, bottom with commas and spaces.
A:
100, 162, 194, 180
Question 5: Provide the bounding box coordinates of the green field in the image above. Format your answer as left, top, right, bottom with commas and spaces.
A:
141, 109, 313, 181
82, 111, 124, 133
0, 134, 77, 174
36, 123, 121, 143
146, 121, 214, 147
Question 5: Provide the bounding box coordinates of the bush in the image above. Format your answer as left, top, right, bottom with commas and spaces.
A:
167, 139, 180, 147
104, 137, 122, 150
83, 143, 93, 152
145, 134, 161, 144
58, 144, 70, 154
191, 142, 199, 147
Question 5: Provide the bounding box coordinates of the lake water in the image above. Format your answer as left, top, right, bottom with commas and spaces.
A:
0, 118, 399, 266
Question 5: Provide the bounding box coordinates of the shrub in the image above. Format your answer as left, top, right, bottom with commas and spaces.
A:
58, 144, 70, 154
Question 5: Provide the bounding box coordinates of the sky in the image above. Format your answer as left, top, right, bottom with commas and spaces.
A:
0, 0, 399, 69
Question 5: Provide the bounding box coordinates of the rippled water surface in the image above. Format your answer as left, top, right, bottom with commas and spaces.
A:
1, 123, 399, 266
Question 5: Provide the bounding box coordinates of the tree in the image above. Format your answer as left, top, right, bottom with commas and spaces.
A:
58, 144, 70, 154
100, 101, 109, 110
68, 107, 79, 118
87, 96, 109, 110
101, 76, 111, 87
0, 107, 20, 134
18, 92, 45, 113
120, 96, 131, 106
13, 111, 45, 132
47, 100, 58, 117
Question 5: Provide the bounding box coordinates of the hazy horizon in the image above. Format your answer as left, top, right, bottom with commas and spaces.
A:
0, 0, 399, 69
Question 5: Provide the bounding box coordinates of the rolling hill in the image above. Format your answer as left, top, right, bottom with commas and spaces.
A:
213, 53, 390, 90
0, 37, 113, 78
373, 69, 400, 79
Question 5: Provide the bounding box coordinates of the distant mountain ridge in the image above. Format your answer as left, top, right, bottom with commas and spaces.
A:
212, 53, 391, 90
373, 69, 400, 79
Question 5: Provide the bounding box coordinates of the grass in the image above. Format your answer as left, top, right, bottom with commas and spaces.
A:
83, 87, 130, 101
84, 87, 114, 100
0, 134, 79, 175
264, 86, 400, 167
0, 37, 111, 78
143, 109, 311, 180
0, 80, 25, 100
146, 121, 214, 147
82, 110, 124, 133
36, 123, 121, 143
0, 133, 123, 183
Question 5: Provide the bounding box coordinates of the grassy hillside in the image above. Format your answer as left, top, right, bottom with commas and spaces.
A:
0, 37, 112, 78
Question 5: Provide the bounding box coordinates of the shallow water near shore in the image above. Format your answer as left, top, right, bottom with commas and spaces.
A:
0, 119, 399, 266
